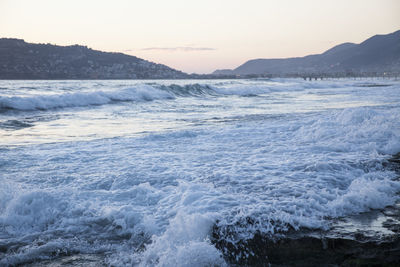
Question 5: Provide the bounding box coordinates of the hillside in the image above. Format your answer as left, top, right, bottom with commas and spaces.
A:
213, 30, 400, 76
0, 39, 189, 79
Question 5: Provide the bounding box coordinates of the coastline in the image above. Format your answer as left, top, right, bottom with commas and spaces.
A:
212, 153, 400, 266
25, 154, 400, 266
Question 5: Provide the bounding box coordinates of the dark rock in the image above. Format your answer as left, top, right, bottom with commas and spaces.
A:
210, 152, 400, 266
211, 224, 400, 266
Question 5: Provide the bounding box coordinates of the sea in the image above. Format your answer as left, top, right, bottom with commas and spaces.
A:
0, 78, 399, 266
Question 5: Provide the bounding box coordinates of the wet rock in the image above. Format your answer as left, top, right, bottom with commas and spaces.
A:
211, 224, 400, 266
210, 153, 400, 266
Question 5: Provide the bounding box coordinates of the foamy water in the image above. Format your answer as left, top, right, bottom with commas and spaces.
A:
0, 78, 399, 266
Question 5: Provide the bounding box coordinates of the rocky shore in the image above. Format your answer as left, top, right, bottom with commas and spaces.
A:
211, 204, 400, 266
28, 201, 400, 267
25, 154, 400, 266
211, 153, 400, 266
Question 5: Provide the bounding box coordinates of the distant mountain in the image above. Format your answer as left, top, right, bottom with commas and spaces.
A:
0, 39, 189, 79
213, 30, 400, 76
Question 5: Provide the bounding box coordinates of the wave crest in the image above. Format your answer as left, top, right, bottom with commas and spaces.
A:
0, 85, 174, 111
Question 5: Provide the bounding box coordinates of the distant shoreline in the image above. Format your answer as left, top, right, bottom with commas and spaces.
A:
2, 30, 400, 80
0, 75, 399, 81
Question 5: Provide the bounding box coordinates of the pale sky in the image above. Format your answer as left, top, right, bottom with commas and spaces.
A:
1, 0, 399, 73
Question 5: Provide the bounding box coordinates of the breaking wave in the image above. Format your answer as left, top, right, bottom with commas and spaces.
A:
0, 81, 327, 112
0, 85, 174, 111
1, 80, 377, 112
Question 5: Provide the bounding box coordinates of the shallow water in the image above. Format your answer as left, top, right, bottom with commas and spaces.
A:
0, 78, 399, 266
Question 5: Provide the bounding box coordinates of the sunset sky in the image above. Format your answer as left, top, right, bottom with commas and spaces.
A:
1, 0, 399, 73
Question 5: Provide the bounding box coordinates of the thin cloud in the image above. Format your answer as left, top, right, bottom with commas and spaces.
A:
141, 46, 216, 52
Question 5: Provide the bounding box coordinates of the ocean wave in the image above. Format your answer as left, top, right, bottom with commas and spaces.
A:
0, 85, 174, 111
0, 82, 278, 112
0, 80, 359, 112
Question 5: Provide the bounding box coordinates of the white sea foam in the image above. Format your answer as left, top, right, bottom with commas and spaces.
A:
327, 175, 400, 216
0, 78, 399, 265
